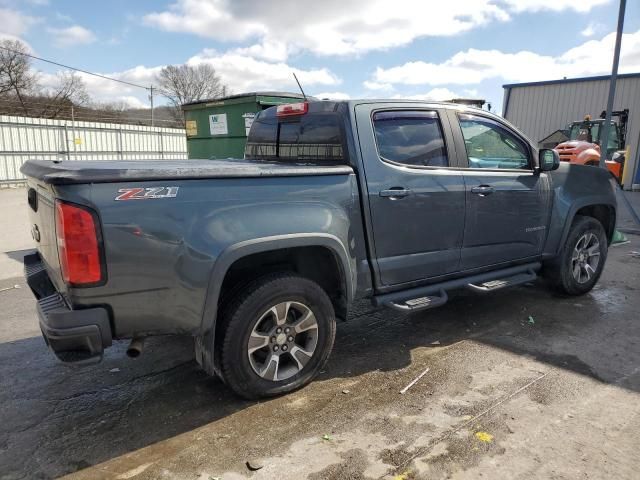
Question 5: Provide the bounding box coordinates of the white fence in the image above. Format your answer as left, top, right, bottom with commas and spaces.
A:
0, 115, 188, 184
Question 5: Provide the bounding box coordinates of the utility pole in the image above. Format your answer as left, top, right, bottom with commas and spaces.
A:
71, 104, 76, 157
149, 85, 155, 127
600, 0, 625, 167
602, 0, 640, 230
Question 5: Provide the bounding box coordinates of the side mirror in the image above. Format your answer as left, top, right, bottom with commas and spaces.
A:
539, 149, 560, 172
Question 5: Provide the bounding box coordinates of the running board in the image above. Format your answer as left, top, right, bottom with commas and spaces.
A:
466, 270, 537, 293
385, 290, 448, 313
373, 262, 541, 312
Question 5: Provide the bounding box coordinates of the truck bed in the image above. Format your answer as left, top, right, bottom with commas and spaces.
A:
21, 159, 354, 185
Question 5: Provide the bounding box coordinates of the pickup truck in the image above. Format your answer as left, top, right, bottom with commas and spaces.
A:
21, 100, 617, 399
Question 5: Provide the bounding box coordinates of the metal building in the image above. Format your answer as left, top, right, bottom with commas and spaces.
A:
502, 73, 640, 190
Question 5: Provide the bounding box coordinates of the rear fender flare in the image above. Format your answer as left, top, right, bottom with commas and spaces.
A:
199, 233, 354, 336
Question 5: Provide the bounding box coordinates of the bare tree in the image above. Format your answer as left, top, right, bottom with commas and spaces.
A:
38, 71, 90, 118
0, 39, 38, 112
156, 64, 227, 120
0, 40, 89, 118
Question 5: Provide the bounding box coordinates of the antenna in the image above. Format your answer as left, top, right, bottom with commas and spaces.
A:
292, 72, 307, 100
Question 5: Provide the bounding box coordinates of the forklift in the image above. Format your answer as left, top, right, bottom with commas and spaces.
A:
554, 109, 629, 183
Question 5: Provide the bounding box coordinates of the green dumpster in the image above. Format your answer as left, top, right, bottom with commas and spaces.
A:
182, 91, 306, 159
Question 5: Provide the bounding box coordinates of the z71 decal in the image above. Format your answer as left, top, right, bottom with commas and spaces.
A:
115, 186, 179, 201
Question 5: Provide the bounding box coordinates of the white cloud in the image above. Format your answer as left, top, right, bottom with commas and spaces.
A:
54, 12, 74, 23
312, 91, 350, 100
113, 96, 148, 109
36, 47, 341, 107
0, 8, 38, 37
229, 40, 289, 62
392, 87, 461, 101
373, 29, 640, 87
581, 22, 604, 37
187, 49, 340, 92
143, 0, 608, 58
363, 80, 394, 91
47, 25, 97, 48
502, 0, 609, 13
38, 65, 159, 108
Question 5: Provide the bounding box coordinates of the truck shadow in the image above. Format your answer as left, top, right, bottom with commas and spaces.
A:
1, 277, 638, 478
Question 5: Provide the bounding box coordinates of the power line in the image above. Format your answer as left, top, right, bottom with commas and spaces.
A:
0, 110, 182, 125
0, 45, 150, 91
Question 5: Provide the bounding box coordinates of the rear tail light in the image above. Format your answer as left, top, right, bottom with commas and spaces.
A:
276, 102, 308, 117
55, 200, 105, 286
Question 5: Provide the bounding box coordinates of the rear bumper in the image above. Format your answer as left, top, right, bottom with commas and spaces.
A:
24, 252, 112, 363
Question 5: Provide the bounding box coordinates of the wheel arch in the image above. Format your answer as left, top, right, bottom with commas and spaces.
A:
199, 233, 354, 337
557, 201, 616, 253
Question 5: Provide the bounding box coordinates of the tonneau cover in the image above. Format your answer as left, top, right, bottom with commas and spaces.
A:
20, 159, 354, 185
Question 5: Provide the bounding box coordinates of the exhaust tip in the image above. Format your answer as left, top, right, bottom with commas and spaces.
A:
126, 337, 145, 358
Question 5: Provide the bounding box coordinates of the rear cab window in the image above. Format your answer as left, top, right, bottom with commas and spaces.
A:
245, 103, 346, 165
372, 110, 449, 167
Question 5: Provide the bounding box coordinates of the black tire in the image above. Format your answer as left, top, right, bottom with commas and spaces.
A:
218, 273, 336, 399
544, 215, 608, 295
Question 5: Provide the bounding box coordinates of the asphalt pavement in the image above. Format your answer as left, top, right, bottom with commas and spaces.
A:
1, 186, 639, 480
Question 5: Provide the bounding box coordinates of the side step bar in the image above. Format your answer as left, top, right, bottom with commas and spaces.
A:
375, 262, 540, 313
467, 270, 537, 293
385, 289, 448, 312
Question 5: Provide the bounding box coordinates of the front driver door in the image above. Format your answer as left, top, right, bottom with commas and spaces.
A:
450, 112, 550, 270
355, 104, 466, 287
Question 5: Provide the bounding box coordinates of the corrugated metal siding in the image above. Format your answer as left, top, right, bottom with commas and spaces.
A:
0, 115, 188, 184
504, 76, 640, 188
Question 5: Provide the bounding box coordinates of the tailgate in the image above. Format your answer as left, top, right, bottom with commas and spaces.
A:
25, 180, 65, 290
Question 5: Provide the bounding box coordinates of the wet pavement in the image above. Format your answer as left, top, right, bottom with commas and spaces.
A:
1, 187, 639, 479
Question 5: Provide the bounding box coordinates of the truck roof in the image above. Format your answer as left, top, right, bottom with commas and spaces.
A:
263, 99, 492, 116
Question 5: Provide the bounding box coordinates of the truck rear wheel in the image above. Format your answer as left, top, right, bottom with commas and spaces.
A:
218, 273, 336, 399
545, 215, 608, 295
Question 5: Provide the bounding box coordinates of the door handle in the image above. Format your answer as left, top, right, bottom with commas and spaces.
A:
471, 185, 495, 196
379, 188, 412, 198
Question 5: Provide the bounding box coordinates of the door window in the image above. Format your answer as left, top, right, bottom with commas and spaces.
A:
458, 114, 530, 170
372, 110, 448, 167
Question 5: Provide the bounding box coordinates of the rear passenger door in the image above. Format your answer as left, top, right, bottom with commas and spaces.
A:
355, 104, 466, 287
448, 111, 550, 270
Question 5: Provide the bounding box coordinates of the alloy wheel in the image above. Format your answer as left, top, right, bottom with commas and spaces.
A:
571, 233, 600, 284
247, 301, 319, 381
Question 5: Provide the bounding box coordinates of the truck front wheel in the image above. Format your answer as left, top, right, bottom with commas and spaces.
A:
218, 273, 336, 399
545, 215, 608, 295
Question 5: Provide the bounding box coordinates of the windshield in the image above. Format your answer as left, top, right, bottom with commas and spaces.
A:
568, 122, 600, 143
567, 120, 618, 149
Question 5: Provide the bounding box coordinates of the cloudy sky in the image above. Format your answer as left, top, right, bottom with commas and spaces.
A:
1, 0, 639, 113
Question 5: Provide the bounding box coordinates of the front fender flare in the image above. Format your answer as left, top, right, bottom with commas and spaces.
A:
555, 197, 616, 255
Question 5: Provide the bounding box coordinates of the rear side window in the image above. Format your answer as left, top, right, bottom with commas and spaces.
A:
245, 112, 345, 164
372, 110, 448, 167
458, 114, 530, 170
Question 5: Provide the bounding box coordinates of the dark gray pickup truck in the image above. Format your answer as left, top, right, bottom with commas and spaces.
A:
21, 100, 617, 398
